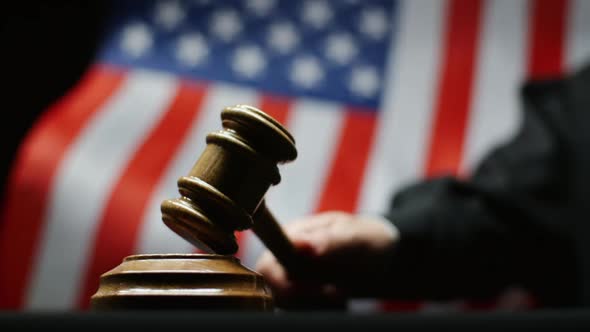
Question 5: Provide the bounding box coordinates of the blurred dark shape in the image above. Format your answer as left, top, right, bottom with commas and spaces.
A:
1, 1, 109, 199
382, 62, 590, 308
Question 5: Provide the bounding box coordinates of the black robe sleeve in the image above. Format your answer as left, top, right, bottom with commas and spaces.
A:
380, 66, 590, 307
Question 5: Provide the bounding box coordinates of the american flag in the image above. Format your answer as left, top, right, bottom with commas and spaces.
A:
1, 0, 589, 311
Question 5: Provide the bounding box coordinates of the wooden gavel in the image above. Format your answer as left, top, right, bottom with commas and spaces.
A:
91, 105, 343, 310
160, 104, 303, 272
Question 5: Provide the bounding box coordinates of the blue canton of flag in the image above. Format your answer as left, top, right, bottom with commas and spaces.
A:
99, 0, 396, 109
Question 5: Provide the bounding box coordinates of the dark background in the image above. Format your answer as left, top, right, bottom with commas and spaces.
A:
1, 1, 110, 199
2, 310, 590, 331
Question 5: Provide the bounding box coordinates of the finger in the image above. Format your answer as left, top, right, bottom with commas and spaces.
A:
284, 213, 353, 256
255, 251, 294, 294
299, 222, 353, 257
283, 218, 323, 236
284, 212, 349, 236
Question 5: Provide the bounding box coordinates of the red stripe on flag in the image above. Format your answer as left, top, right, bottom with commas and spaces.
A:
527, 0, 569, 79
424, 0, 484, 178
381, 0, 484, 313
314, 109, 377, 213
258, 94, 292, 126
0, 65, 125, 309
234, 94, 293, 259
77, 81, 207, 309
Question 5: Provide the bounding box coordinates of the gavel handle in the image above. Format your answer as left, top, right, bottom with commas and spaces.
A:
252, 202, 347, 310
251, 200, 305, 274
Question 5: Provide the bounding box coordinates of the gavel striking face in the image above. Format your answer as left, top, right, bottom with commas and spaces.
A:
160, 104, 300, 267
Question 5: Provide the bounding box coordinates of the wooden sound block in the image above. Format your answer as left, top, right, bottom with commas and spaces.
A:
91, 254, 273, 311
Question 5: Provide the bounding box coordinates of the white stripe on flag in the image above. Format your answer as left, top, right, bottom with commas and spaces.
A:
26, 70, 178, 309
567, 0, 590, 72
461, 0, 527, 174
242, 99, 344, 268
136, 83, 258, 254
357, 0, 445, 215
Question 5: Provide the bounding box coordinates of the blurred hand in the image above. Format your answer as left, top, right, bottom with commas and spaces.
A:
255, 211, 399, 306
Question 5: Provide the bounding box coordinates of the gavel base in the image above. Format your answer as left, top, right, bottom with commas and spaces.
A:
90, 254, 273, 311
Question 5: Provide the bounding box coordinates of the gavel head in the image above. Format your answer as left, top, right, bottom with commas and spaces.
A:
161, 105, 296, 255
